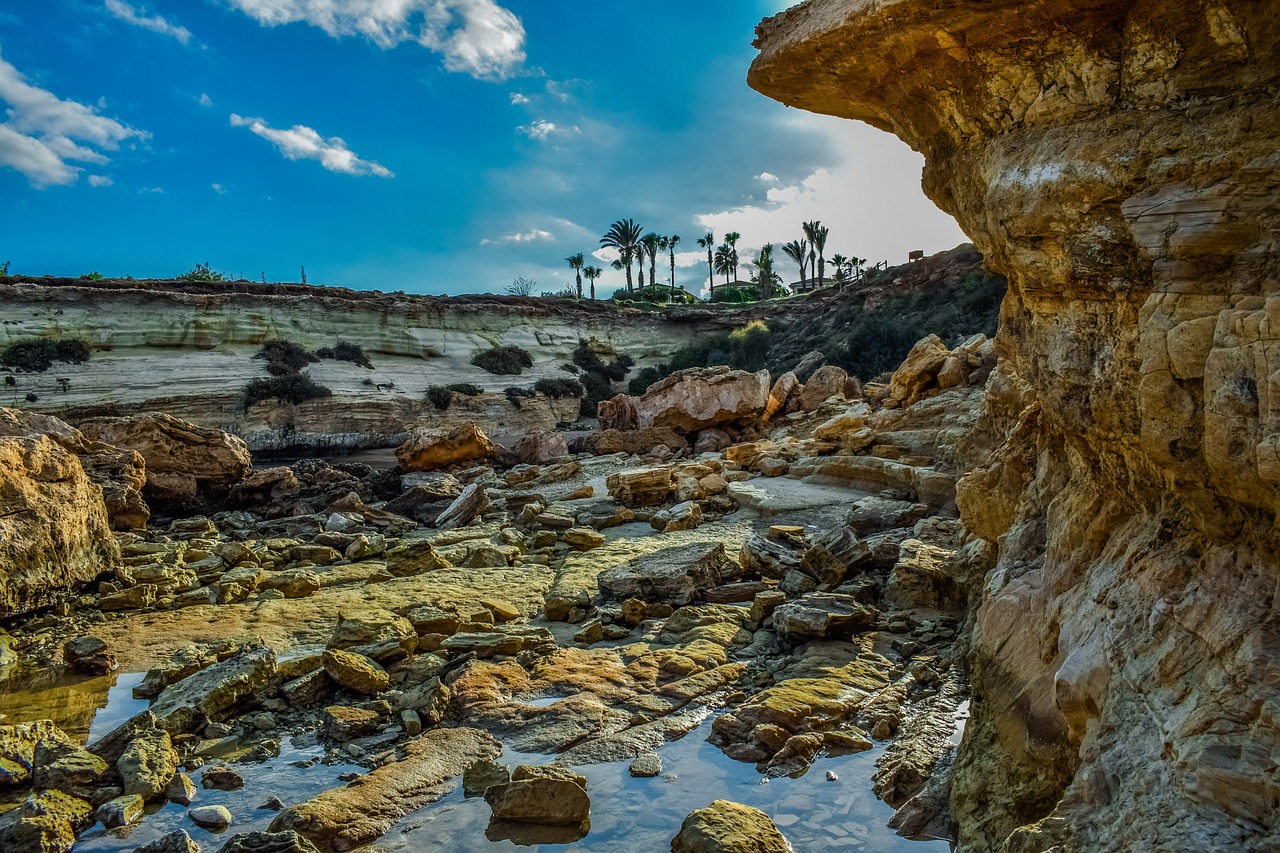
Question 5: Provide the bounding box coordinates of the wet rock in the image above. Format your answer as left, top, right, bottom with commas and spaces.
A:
270, 727, 500, 852
327, 609, 416, 663
95, 793, 144, 828
399, 709, 422, 736
323, 706, 383, 742
395, 423, 496, 472
165, 771, 197, 805
202, 765, 245, 790
605, 468, 673, 508
150, 646, 277, 733
79, 412, 252, 513
0, 788, 93, 853
463, 758, 510, 797
135, 829, 201, 853
671, 800, 792, 853
215, 831, 323, 853
190, 804, 234, 830
773, 593, 879, 642
598, 542, 739, 607
118, 726, 180, 801
1, 720, 73, 788
321, 649, 390, 695
30, 739, 109, 801
484, 777, 590, 827
62, 636, 117, 675
629, 752, 662, 777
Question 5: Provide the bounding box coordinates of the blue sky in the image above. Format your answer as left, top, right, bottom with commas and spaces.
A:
1, 0, 966, 296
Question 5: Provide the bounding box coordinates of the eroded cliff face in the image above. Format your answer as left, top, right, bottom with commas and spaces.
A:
752, 1, 1280, 850
0, 286, 715, 451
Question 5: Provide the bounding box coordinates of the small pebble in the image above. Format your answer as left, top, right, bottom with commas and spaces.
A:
189, 804, 233, 830
826, 770, 839, 781
258, 795, 285, 811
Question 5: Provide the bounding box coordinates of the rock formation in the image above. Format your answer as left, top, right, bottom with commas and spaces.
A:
751, 1, 1280, 850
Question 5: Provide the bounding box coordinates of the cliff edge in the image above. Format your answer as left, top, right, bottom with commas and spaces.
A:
752, 1, 1280, 850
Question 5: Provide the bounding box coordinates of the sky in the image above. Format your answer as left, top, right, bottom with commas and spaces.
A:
0, 0, 968, 297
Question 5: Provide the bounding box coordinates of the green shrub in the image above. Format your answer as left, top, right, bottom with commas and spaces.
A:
627, 365, 667, 396
504, 386, 536, 409
315, 341, 373, 369
1, 339, 91, 372
82, 271, 104, 281
176, 262, 225, 282
25, 392, 37, 402
447, 382, 481, 396
425, 386, 452, 410
710, 286, 755, 304
726, 320, 771, 371
472, 345, 533, 375
244, 373, 331, 408
572, 341, 633, 382
254, 340, 317, 375
579, 371, 613, 417
534, 377, 584, 398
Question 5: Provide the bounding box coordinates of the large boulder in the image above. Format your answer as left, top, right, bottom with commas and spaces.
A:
395, 422, 495, 472
0, 417, 119, 617
484, 777, 590, 826
797, 365, 850, 411
78, 412, 251, 513
671, 800, 793, 852
598, 542, 740, 606
148, 645, 277, 733
0, 788, 94, 853
605, 367, 771, 435
886, 335, 951, 407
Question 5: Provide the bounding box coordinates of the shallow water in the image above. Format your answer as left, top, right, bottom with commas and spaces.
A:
0, 665, 953, 852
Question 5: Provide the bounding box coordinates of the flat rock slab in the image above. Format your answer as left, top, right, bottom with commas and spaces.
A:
597, 542, 738, 606
270, 727, 501, 853
727, 479, 870, 515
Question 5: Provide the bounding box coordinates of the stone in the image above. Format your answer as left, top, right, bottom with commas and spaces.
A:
598, 542, 738, 606
95, 793, 144, 828
395, 423, 495, 472
762, 371, 801, 422
0, 789, 93, 853
30, 739, 109, 801
321, 649, 390, 695
323, 706, 383, 742
484, 778, 590, 827
434, 482, 491, 530
479, 597, 521, 622
514, 431, 568, 464
118, 727, 180, 801
135, 830, 201, 853
270, 728, 500, 852
400, 709, 422, 736
79, 412, 251, 513
772, 593, 879, 642
202, 765, 245, 790
328, 609, 416, 663
885, 336, 951, 406
190, 804, 234, 830
605, 468, 672, 508
562, 527, 605, 551
629, 751, 662, 777
622, 367, 772, 434
215, 831, 323, 853
383, 539, 451, 577
463, 758, 510, 797
671, 800, 793, 853
150, 646, 277, 733
581, 426, 688, 456
798, 364, 849, 411
62, 635, 117, 675
165, 771, 198, 805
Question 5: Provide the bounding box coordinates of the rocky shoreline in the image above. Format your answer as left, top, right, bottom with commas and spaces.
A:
0, 336, 990, 852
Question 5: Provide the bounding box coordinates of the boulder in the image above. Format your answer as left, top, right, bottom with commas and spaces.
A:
484, 777, 590, 826
579, 426, 687, 456
762, 371, 801, 422
78, 412, 251, 513
62, 636, 117, 676
215, 831, 323, 853
322, 649, 390, 695
270, 727, 501, 852
117, 727, 180, 801
605, 468, 672, 507
791, 350, 827, 383
327, 609, 416, 663
798, 364, 850, 411
135, 830, 201, 853
671, 800, 793, 853
384, 539, 451, 577
0, 789, 93, 853
395, 423, 495, 472
514, 432, 568, 464
626, 367, 772, 434
190, 804, 234, 830
31, 739, 109, 801
149, 645, 278, 733
887, 335, 950, 406
0, 424, 119, 617
96, 794, 144, 828
595, 395, 639, 431
463, 758, 511, 797
598, 542, 739, 606
773, 593, 879, 642
434, 482, 490, 530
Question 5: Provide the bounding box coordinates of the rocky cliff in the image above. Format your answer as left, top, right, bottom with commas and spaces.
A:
752, 1, 1280, 850
0, 284, 720, 452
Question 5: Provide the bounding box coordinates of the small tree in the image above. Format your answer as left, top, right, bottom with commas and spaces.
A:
583, 265, 602, 301
566, 253, 585, 299
506, 276, 536, 296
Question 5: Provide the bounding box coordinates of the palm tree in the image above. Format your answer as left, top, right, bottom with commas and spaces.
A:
714, 243, 734, 287
802, 220, 829, 285
724, 231, 741, 281
697, 231, 715, 299
566, 253, 585, 300
666, 234, 681, 301
641, 233, 662, 296
754, 243, 776, 300
831, 253, 848, 285
583, 265, 602, 301
600, 219, 643, 294
782, 239, 808, 290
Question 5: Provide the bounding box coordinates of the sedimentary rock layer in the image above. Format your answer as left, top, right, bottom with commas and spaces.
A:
752, 2, 1280, 850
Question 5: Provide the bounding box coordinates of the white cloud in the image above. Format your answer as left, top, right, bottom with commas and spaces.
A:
480, 227, 553, 246
105, 0, 193, 45
139, 186, 164, 193
230, 113, 393, 177
228, 0, 525, 81
696, 116, 967, 286
87, 174, 113, 187
756, 172, 778, 183
509, 92, 529, 105
212, 182, 227, 193
517, 119, 578, 142
198, 92, 212, 107
0, 52, 146, 188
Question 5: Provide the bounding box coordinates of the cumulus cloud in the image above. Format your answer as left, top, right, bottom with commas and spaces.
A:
228, 0, 526, 80
517, 119, 578, 142
198, 92, 212, 107
0, 52, 146, 188
509, 92, 529, 105
480, 227, 553, 246
87, 174, 113, 187
105, 0, 193, 45
756, 172, 778, 183
230, 113, 393, 177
